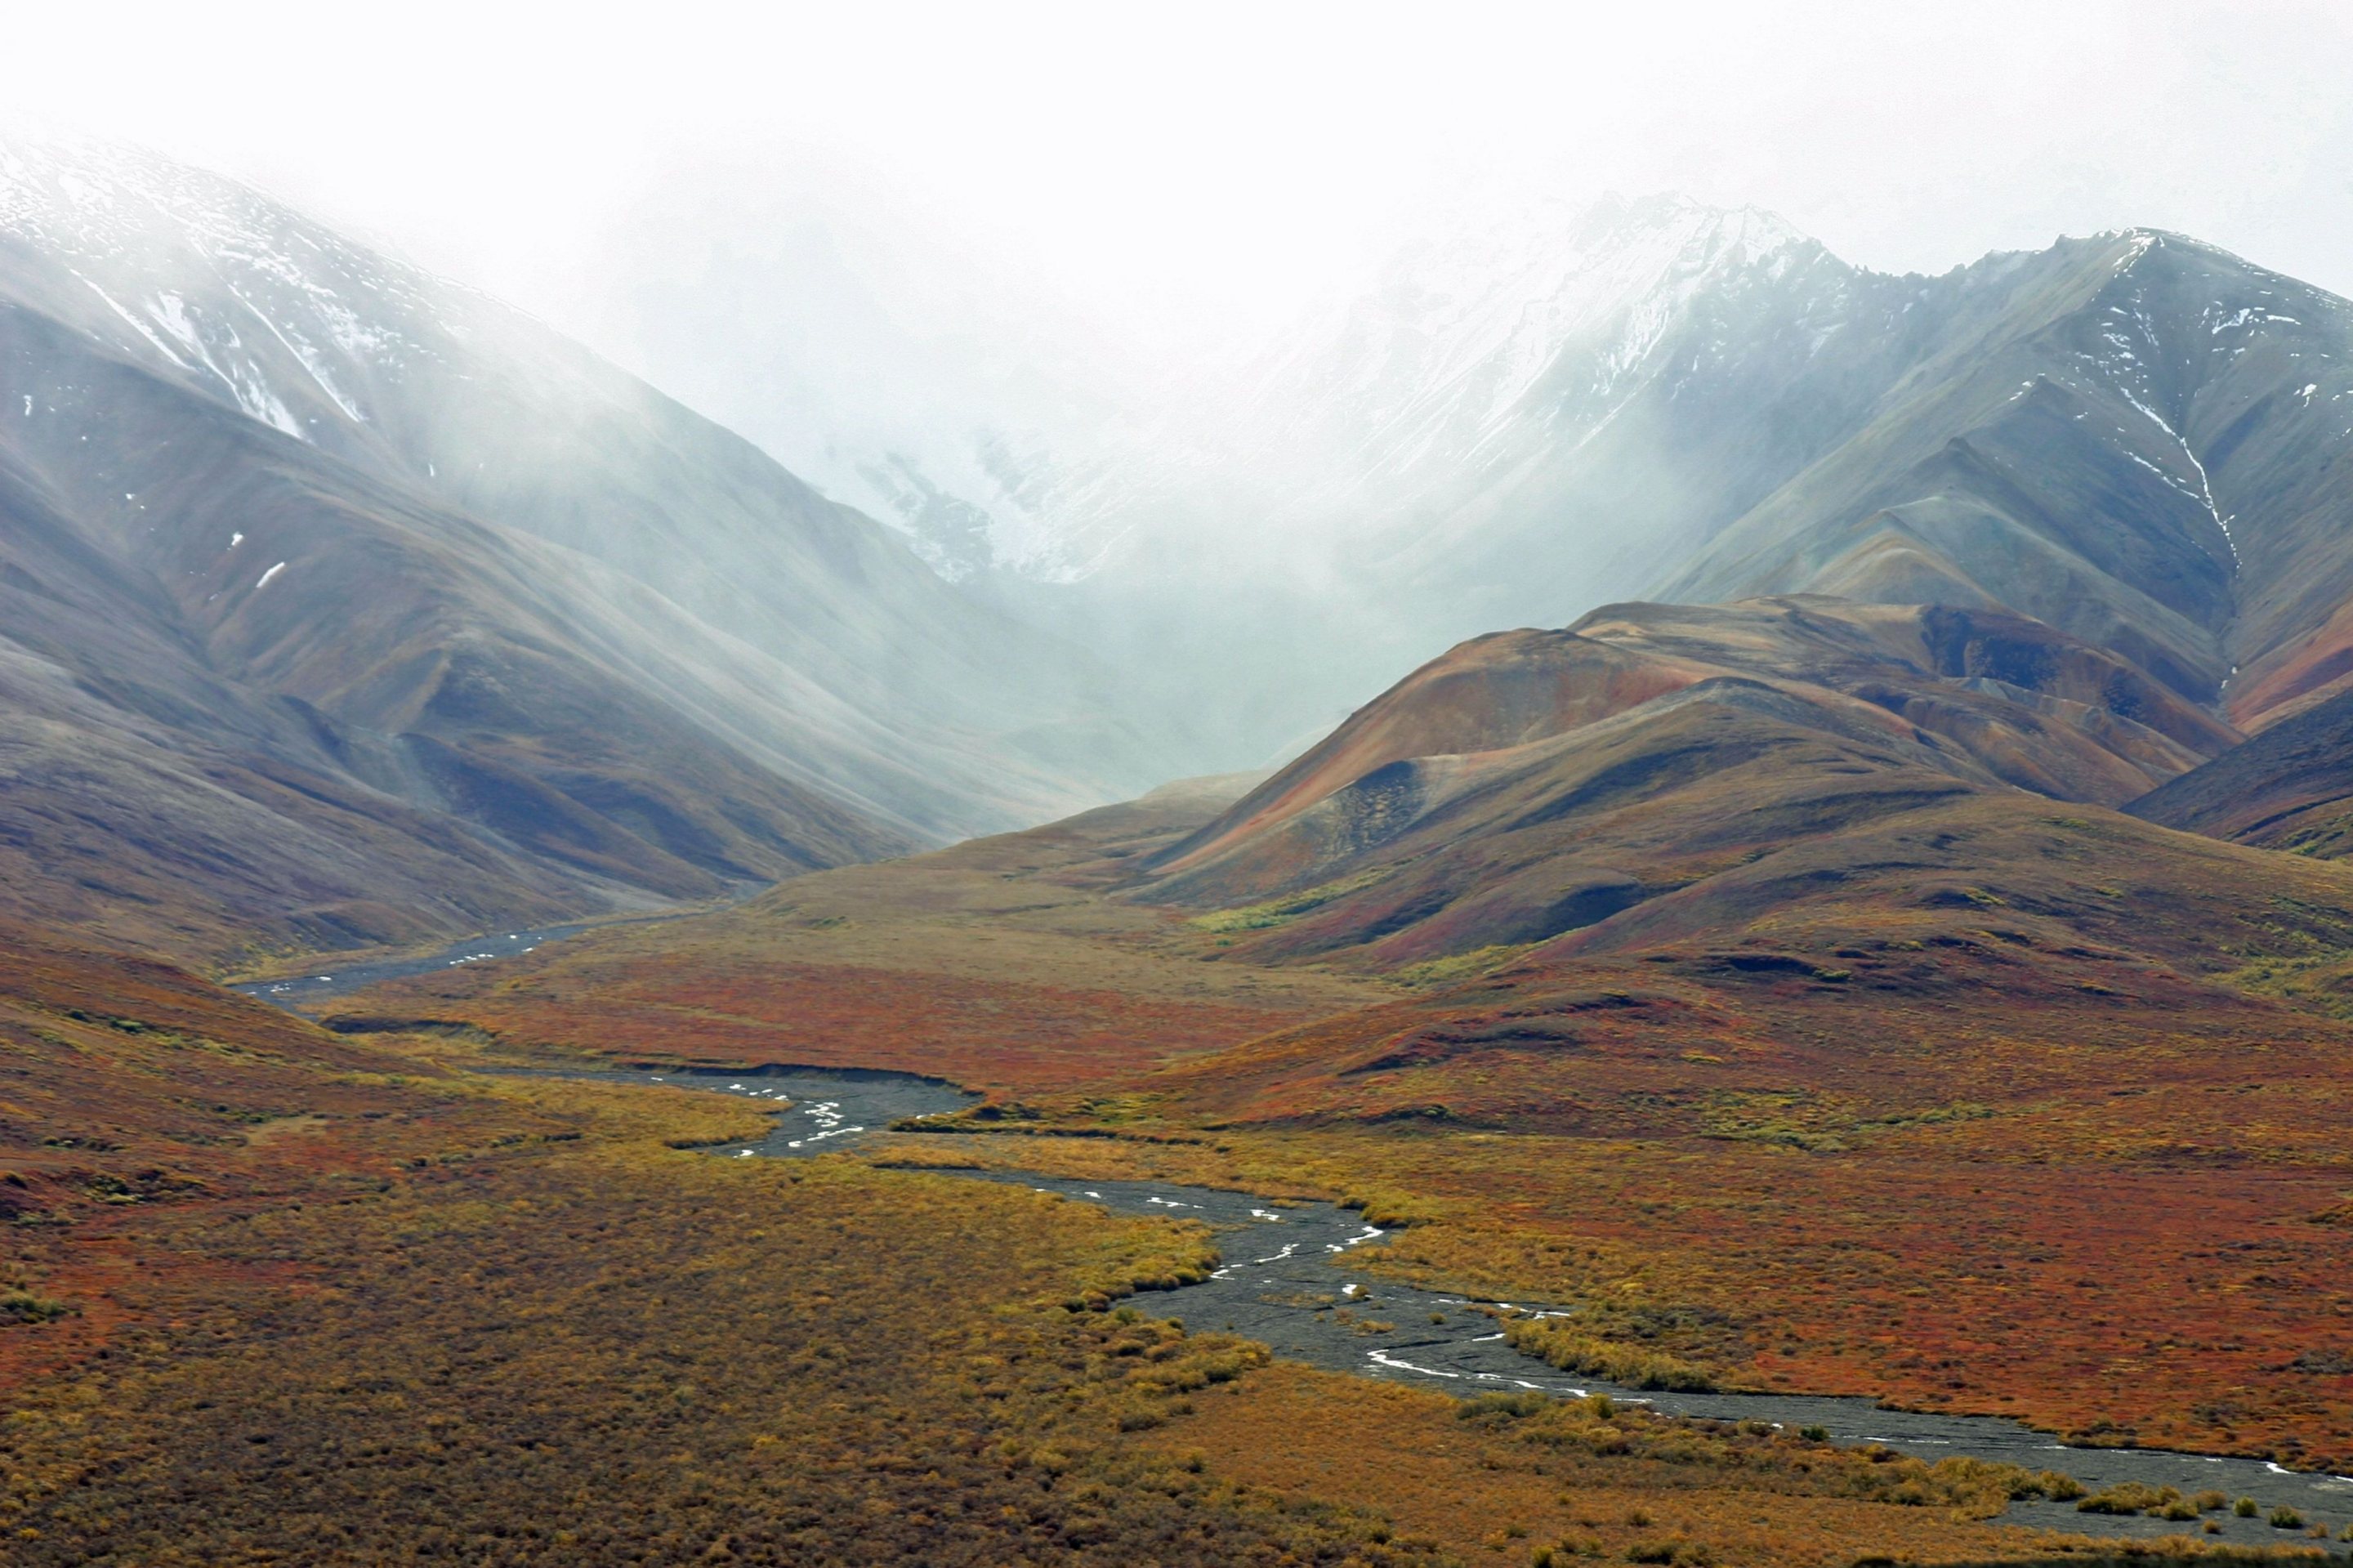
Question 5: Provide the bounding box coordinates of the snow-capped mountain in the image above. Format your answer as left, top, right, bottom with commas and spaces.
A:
0, 136, 1177, 806
1227, 195, 1815, 507
0, 137, 454, 452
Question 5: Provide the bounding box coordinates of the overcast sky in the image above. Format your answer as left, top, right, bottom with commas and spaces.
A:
12, 0, 2352, 354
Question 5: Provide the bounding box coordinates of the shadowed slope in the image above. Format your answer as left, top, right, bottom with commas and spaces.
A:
0, 316, 910, 958
2129, 684, 2353, 855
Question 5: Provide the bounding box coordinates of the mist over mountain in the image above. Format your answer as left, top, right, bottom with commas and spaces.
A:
0, 138, 1187, 958
594, 179, 2353, 775
11, 132, 2353, 969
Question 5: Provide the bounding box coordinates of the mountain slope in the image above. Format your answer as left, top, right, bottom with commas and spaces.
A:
0, 301, 913, 957
0, 138, 1172, 960
2128, 684, 2353, 853
1663, 230, 2353, 719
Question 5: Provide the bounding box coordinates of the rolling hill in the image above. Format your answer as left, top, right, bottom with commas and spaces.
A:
1132, 596, 2243, 966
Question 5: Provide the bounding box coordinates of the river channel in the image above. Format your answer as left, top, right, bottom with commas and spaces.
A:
232, 922, 612, 1009
627, 1065, 2353, 1551
241, 930, 2353, 1549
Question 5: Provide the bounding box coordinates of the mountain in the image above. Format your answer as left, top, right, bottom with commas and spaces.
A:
726, 196, 2353, 773
0, 138, 1173, 962
1130, 596, 2239, 966
789, 194, 1919, 769
16, 144, 2353, 962
1661, 230, 2353, 721
1228, 204, 2353, 728
770, 193, 1876, 596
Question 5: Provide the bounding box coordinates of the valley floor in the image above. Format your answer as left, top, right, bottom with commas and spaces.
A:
11, 785, 2353, 1561
2, 1026, 2295, 1566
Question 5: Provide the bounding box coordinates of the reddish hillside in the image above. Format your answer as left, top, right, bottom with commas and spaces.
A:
1138, 598, 2240, 966
0, 921, 494, 1387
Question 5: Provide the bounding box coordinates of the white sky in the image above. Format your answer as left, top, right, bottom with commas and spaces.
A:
11, 0, 2353, 352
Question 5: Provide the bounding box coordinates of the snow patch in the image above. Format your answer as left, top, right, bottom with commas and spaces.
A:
77, 274, 193, 370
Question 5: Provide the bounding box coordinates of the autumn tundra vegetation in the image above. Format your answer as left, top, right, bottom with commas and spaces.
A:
337, 775, 2353, 1478
11, 755, 2345, 1564
0, 885, 2343, 1564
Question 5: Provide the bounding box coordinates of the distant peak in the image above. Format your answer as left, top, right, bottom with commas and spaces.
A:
2087, 225, 2262, 274
1374, 188, 1823, 309
1560, 190, 1812, 252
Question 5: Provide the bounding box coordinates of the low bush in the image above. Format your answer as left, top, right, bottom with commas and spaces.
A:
0, 1288, 73, 1325
1502, 1316, 1718, 1392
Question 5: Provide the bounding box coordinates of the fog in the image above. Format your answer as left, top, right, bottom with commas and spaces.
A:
16, 2, 2353, 341
11, 0, 2353, 771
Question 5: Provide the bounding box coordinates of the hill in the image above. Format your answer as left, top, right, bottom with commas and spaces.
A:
1135, 596, 2239, 966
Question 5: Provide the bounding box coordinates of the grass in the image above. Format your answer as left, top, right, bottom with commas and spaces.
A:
1391, 942, 1542, 989
2, 1065, 1431, 1566
1190, 870, 1392, 934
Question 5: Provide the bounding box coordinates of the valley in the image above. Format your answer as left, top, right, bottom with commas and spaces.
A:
11, 118, 2353, 1566
494, 1061, 2353, 1548
299, 775, 2353, 1488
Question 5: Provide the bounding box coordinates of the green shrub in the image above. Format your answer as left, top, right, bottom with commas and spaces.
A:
2235, 1496, 2260, 1517
2270, 1505, 2305, 1529
1459, 1390, 1552, 1421
1502, 1318, 1717, 1392
2076, 1481, 2173, 1515
0, 1288, 73, 1325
